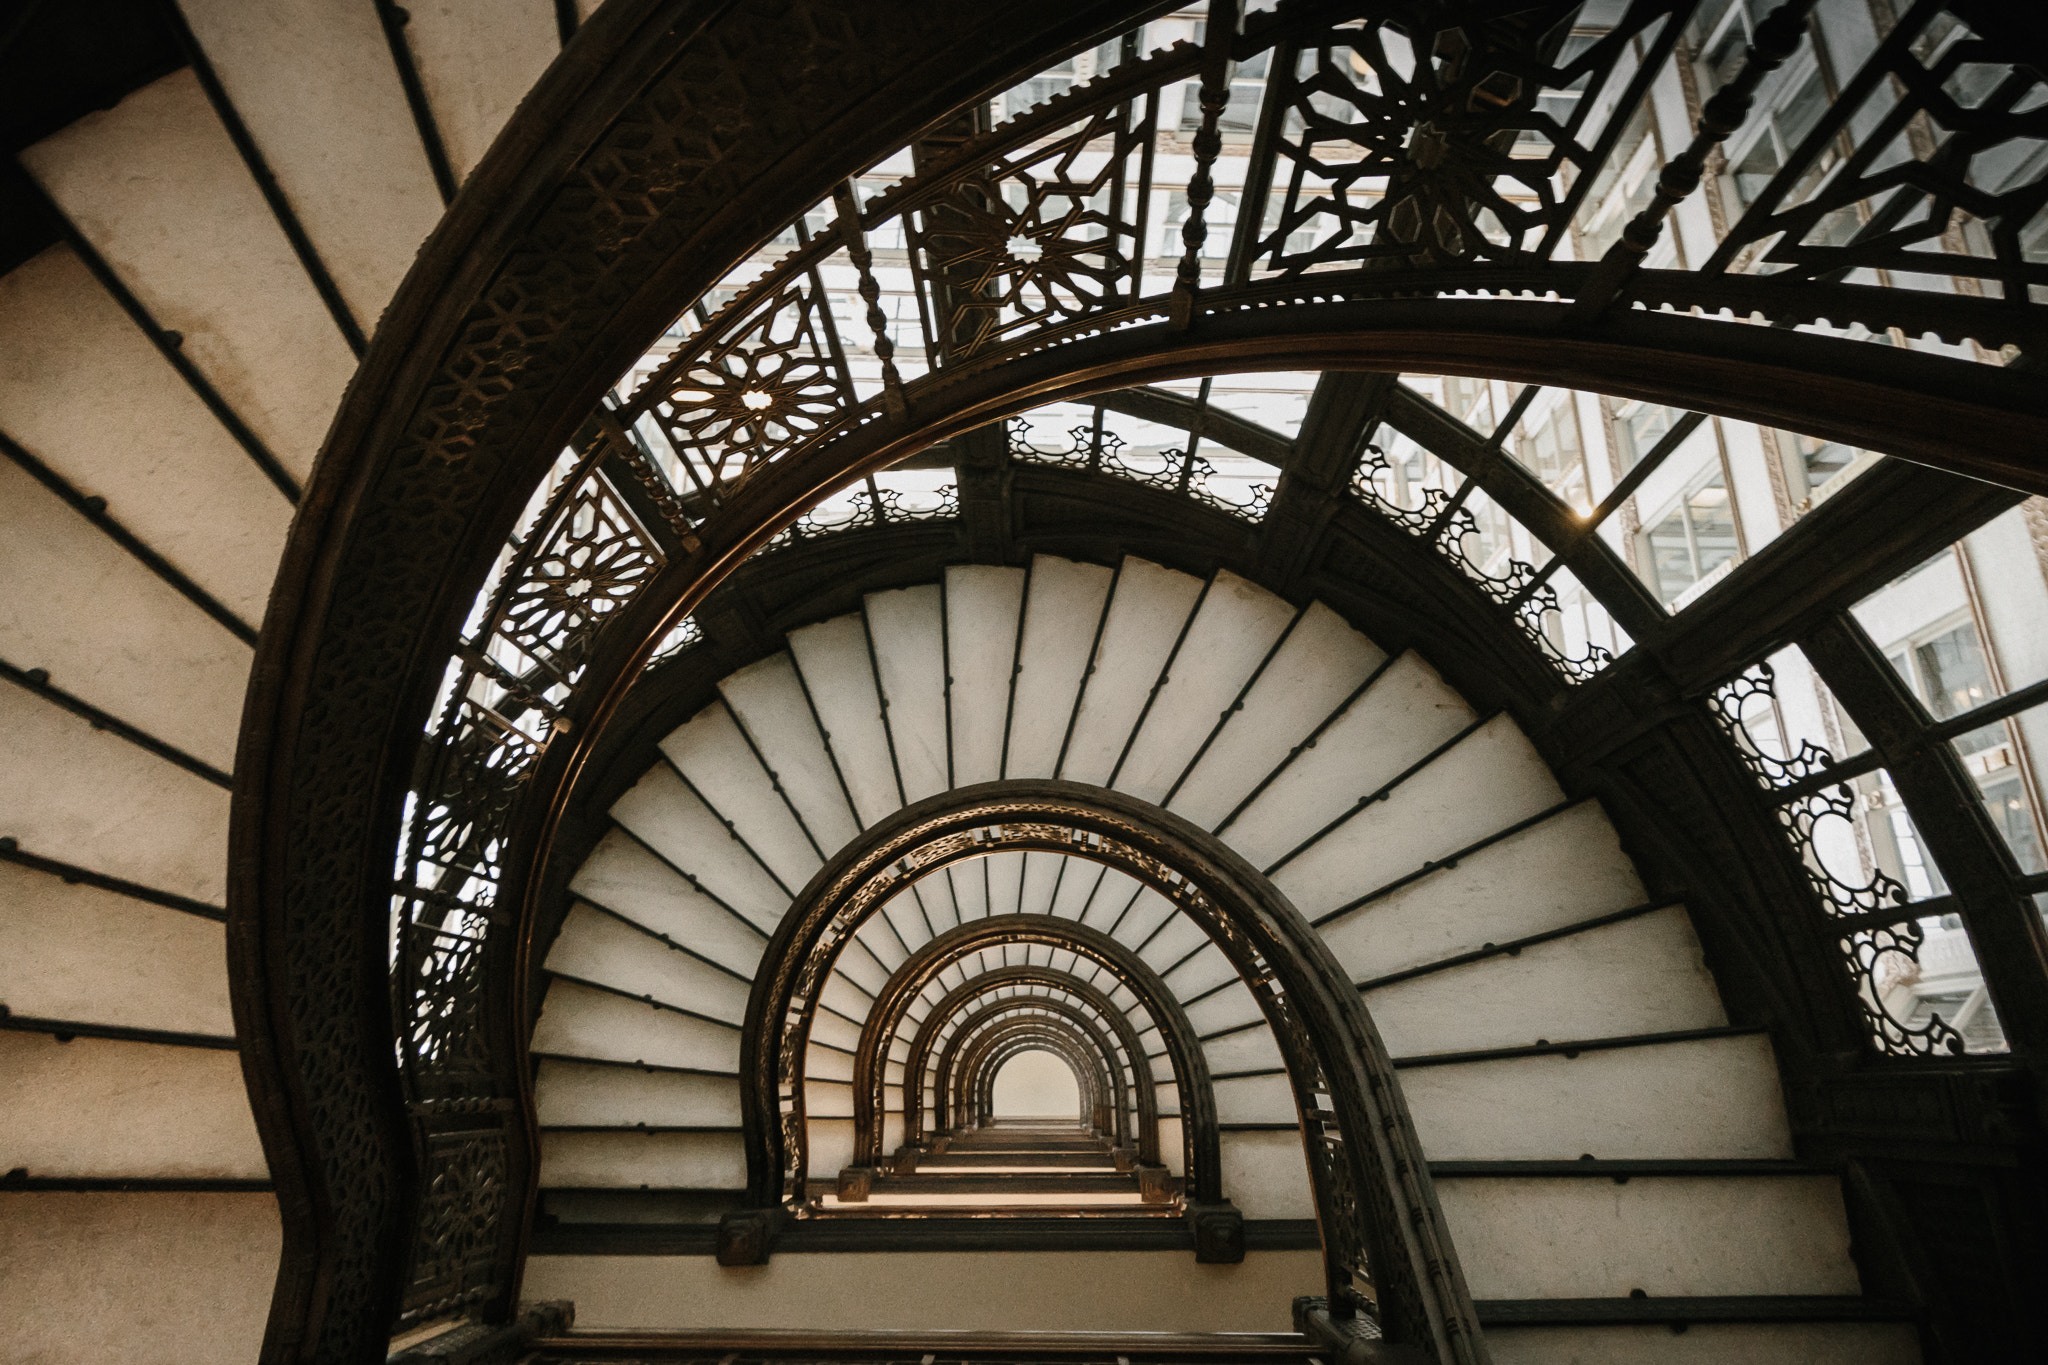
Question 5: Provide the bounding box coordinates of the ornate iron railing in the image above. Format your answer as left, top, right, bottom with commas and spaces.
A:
374, 0, 2048, 1329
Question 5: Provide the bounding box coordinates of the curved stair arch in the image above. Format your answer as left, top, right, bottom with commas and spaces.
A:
530, 552, 1880, 1357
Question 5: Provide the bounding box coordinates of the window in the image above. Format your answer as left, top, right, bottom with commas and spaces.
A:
1773, 427, 1863, 505
1886, 619, 2048, 876
1612, 398, 1682, 469
1573, 104, 1660, 259
1891, 620, 1997, 726
1639, 474, 1738, 605
1180, 44, 1269, 135
1512, 398, 1589, 509
1721, 65, 1838, 216
1443, 376, 1493, 430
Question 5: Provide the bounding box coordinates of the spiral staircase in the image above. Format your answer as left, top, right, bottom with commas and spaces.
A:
2, 1, 2043, 1363
517, 555, 1911, 1356
0, 2, 566, 1358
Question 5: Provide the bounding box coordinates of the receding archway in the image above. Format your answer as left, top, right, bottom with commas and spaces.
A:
851, 919, 1205, 1187
990, 1049, 1083, 1122
741, 779, 1483, 1359
906, 965, 1160, 1161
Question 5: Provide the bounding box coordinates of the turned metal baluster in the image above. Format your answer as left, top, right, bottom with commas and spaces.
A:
1170, 0, 1241, 327
835, 180, 909, 418
1563, 0, 1822, 323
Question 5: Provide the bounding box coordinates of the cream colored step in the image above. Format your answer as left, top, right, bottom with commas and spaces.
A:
1219, 649, 1476, 866
177, 0, 443, 326
719, 651, 862, 850
0, 456, 248, 772
1005, 556, 1115, 777
1200, 1018, 1284, 1076
788, 613, 902, 824
22, 69, 355, 481
1267, 712, 1565, 919
1364, 907, 1727, 1058
658, 701, 821, 891
1167, 600, 1386, 828
609, 761, 788, 932
530, 978, 741, 1073
1401, 1034, 1795, 1162
1219, 1129, 1314, 1218
0, 690, 227, 905
1320, 800, 1648, 981
535, 1058, 740, 1129
807, 1080, 857, 1120
0, 1034, 263, 1180
0, 246, 290, 622
1211, 1072, 1293, 1125
808, 1009, 864, 1054
1439, 1175, 1859, 1299
866, 584, 950, 802
395, 0, 561, 182
569, 829, 767, 979
1112, 569, 1297, 803
944, 564, 1027, 786
1060, 559, 1205, 786
540, 1130, 746, 1189
1182, 980, 1268, 1040
0, 1192, 278, 1365
1155, 1115, 1185, 1175
0, 866, 229, 1037
544, 904, 752, 1025
807, 1047, 855, 1084
809, 1119, 857, 1179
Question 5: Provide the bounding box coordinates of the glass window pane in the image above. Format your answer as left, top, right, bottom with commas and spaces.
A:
1684, 479, 1739, 580
1771, 426, 1877, 512
1956, 699, 2048, 877
1613, 398, 1682, 470
1852, 509, 2048, 717
1643, 503, 1697, 604
1915, 622, 1998, 722
1505, 393, 1590, 508
1202, 374, 1316, 441
1852, 769, 1947, 902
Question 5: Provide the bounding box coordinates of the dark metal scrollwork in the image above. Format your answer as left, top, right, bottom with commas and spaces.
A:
1702, 6, 2048, 313
1351, 441, 1455, 535
765, 482, 961, 550
1513, 582, 1614, 684
1009, 420, 1271, 521
1709, 661, 1835, 788
637, 274, 858, 502
909, 98, 1156, 357
1842, 918, 1967, 1058
1241, 1, 1685, 272
1351, 441, 1612, 683
1708, 662, 1964, 1057
390, 449, 678, 1320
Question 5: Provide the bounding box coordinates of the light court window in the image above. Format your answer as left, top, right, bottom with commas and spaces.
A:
1514, 398, 1589, 509
1886, 618, 1996, 727
1773, 427, 1870, 509
1721, 64, 1837, 216
1639, 474, 1738, 606
1179, 42, 1268, 135
1573, 103, 1660, 261
1611, 397, 1683, 469
1884, 617, 2048, 877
